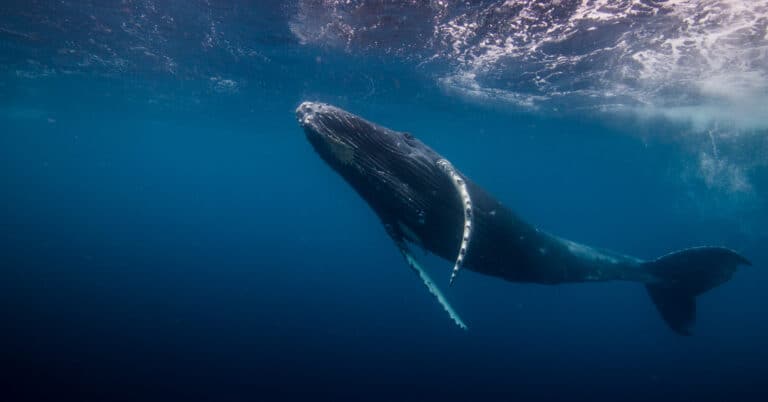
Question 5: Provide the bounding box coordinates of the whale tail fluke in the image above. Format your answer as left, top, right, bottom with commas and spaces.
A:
643, 247, 751, 335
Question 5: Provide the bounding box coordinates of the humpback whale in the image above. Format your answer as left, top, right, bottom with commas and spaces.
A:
296, 101, 752, 335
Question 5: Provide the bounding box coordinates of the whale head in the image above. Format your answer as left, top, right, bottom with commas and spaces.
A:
296, 101, 450, 224
297, 102, 432, 169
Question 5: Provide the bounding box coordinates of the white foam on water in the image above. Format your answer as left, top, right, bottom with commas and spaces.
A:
290, 0, 768, 198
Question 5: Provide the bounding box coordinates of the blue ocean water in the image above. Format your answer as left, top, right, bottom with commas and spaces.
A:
1, 1, 767, 401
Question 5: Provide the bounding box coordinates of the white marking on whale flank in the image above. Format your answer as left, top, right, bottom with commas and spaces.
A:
436, 158, 473, 287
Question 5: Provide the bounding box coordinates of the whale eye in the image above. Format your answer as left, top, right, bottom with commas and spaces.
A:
403, 132, 416, 146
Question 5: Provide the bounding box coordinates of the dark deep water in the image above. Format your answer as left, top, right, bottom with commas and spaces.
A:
2, 1, 768, 401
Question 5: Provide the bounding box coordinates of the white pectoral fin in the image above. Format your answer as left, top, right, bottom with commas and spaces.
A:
399, 246, 468, 330
436, 158, 473, 287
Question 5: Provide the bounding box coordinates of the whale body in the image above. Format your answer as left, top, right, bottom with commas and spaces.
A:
296, 101, 752, 335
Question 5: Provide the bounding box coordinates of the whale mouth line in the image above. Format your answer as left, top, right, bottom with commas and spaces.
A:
325, 133, 355, 165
